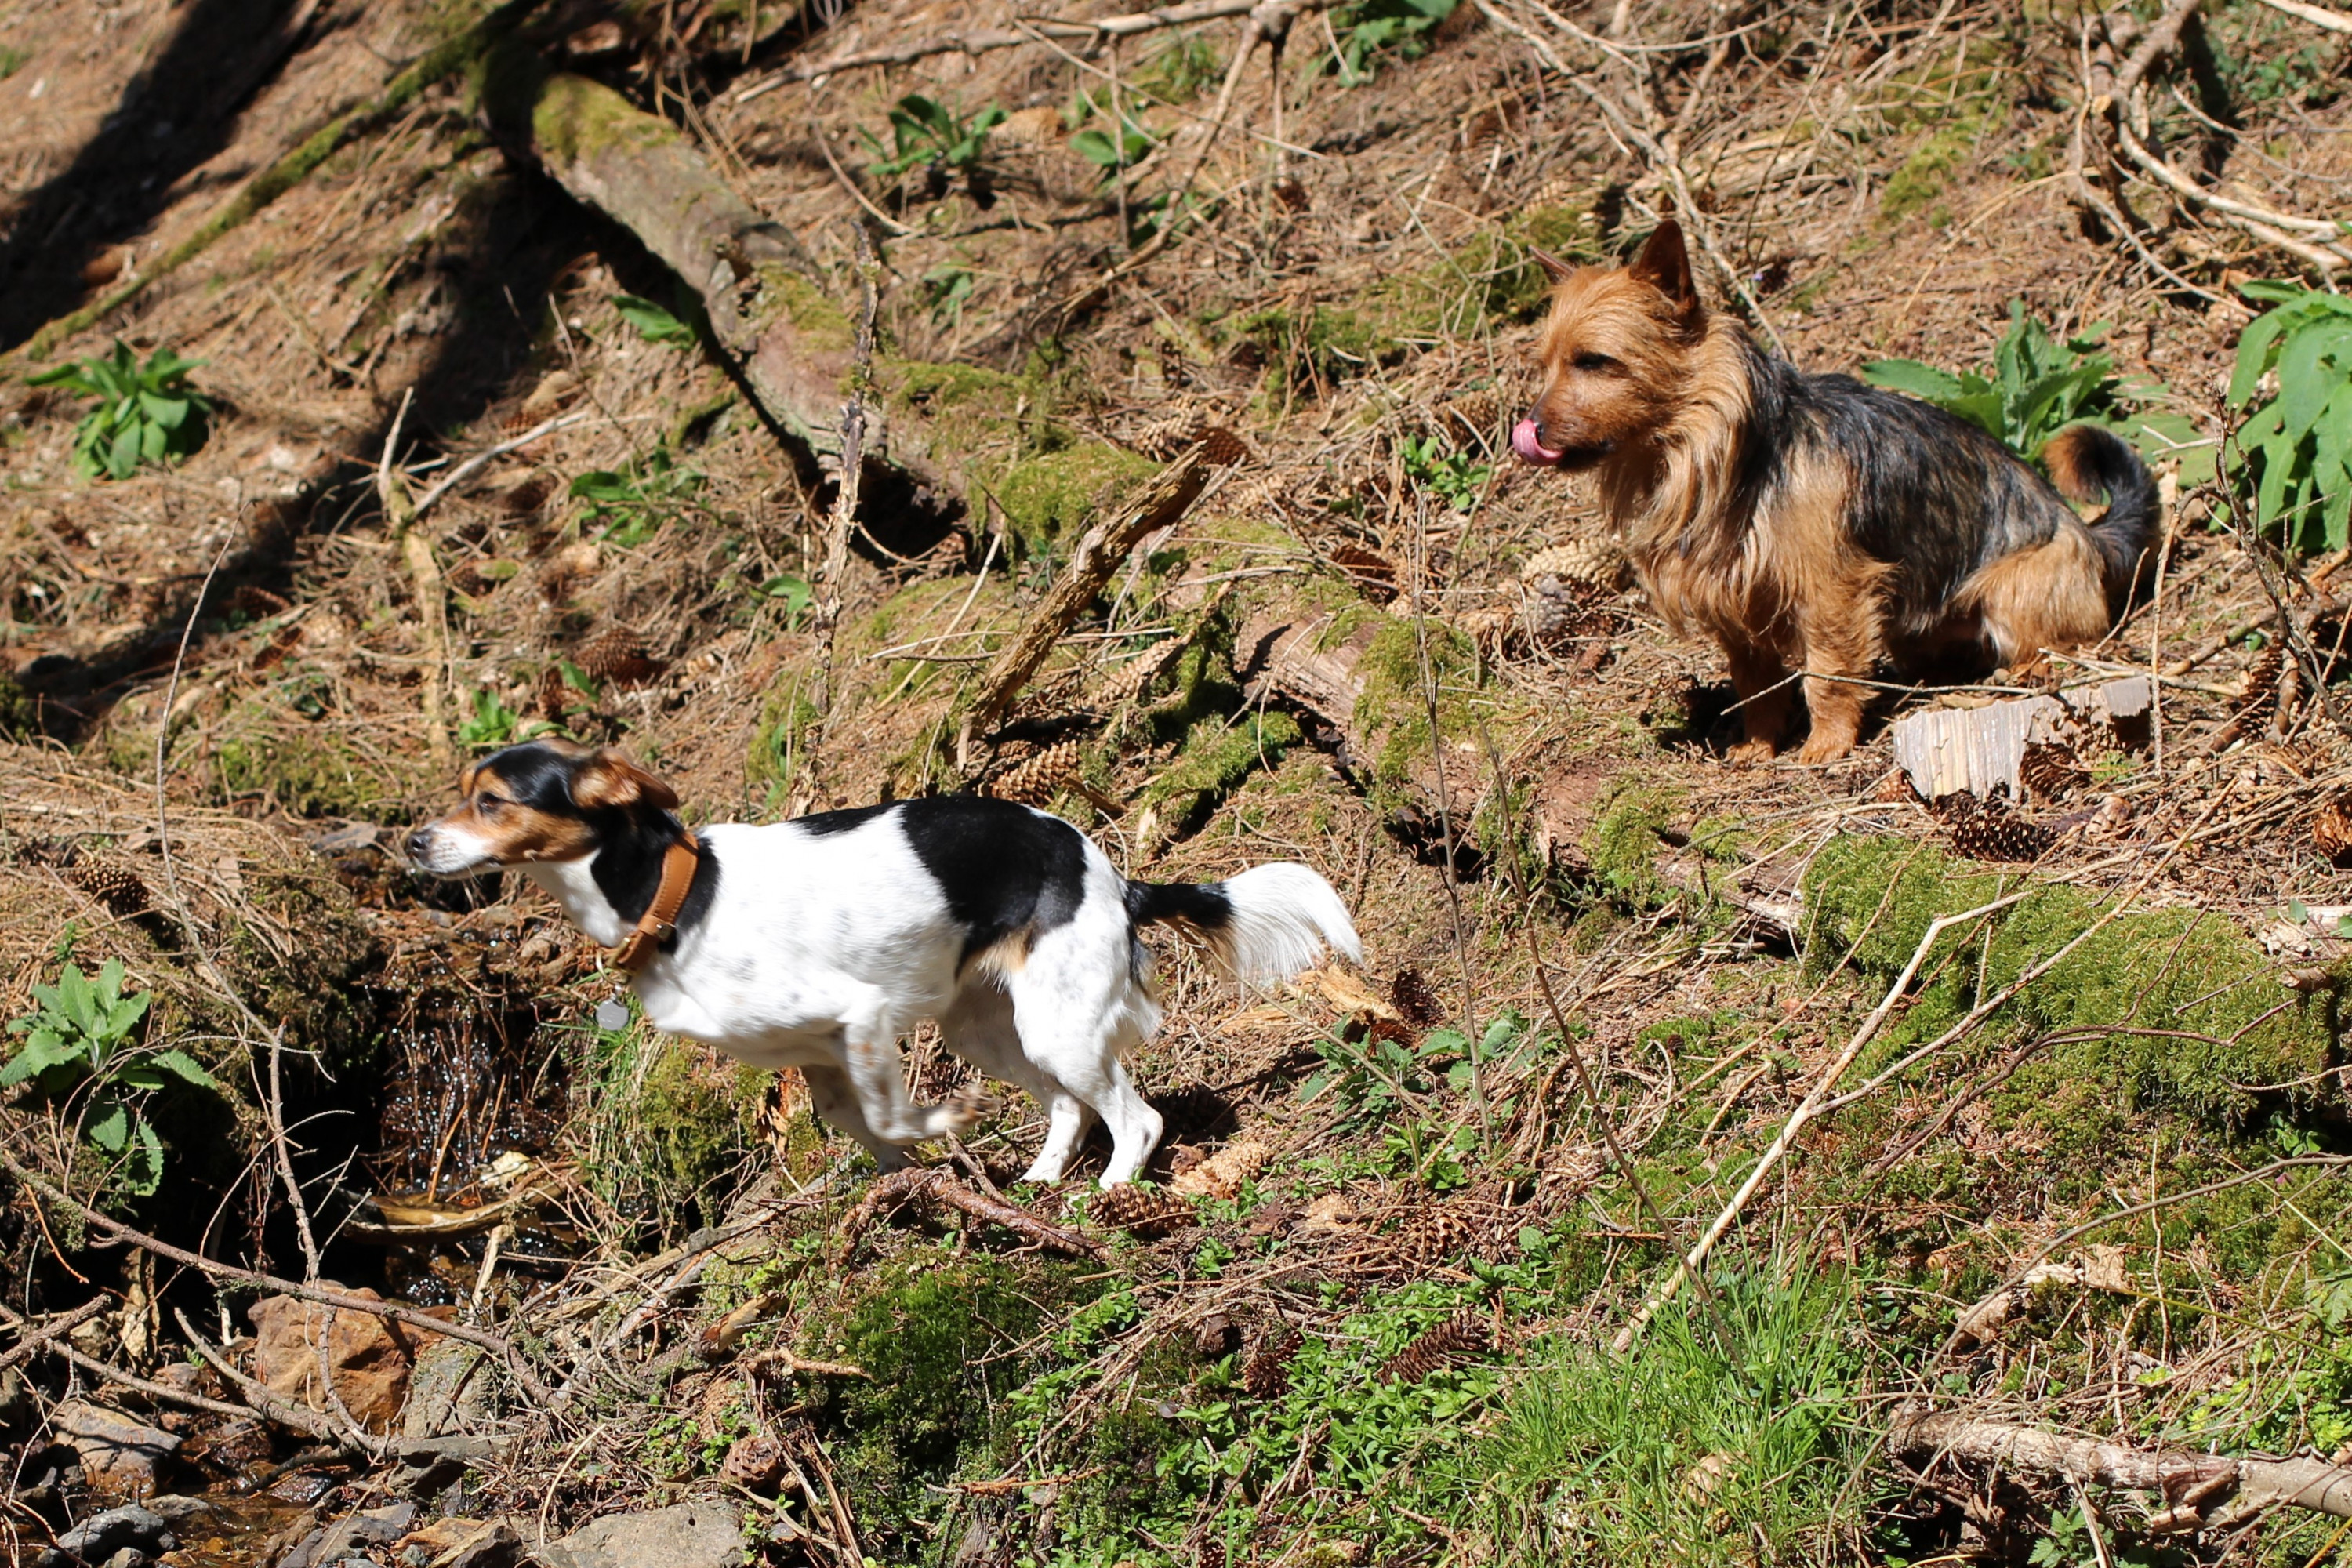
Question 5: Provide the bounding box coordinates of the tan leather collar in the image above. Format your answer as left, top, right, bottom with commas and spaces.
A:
610, 828, 700, 972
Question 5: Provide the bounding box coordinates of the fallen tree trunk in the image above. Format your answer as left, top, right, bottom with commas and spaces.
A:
477, 49, 941, 498
1892, 1407, 2352, 1526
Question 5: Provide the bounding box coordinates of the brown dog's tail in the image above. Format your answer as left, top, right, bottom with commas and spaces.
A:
2043, 425, 2160, 610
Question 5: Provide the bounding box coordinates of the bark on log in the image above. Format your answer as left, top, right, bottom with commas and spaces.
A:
1892, 1407, 2352, 1524
478, 49, 940, 496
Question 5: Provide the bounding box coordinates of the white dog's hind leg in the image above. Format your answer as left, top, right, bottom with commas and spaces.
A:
1018, 1094, 1096, 1185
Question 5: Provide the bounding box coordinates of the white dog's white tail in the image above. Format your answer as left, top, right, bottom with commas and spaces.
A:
1125, 862, 1362, 987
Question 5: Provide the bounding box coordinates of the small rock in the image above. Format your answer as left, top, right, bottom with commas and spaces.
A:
249, 1290, 423, 1433
51, 1403, 181, 1496
100, 1550, 147, 1568
280, 1503, 418, 1568
399, 1339, 490, 1440
528, 1500, 745, 1568
394, 1517, 523, 1568
56, 1503, 174, 1559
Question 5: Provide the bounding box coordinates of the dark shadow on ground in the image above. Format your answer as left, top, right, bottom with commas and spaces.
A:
0, 0, 317, 351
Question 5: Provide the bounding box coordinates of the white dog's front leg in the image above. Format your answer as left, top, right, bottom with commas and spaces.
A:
840, 1007, 995, 1146
801, 1065, 912, 1171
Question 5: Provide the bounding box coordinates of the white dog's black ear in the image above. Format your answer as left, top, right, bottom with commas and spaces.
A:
1527, 245, 1576, 283
571, 749, 681, 812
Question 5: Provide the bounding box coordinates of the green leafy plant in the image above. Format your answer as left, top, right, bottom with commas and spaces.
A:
756, 572, 813, 626
570, 446, 704, 548
862, 94, 1006, 184
1328, 0, 1458, 84
458, 687, 550, 750
611, 292, 697, 348
1862, 302, 2210, 483
3, 960, 214, 1196
922, 264, 975, 328
1400, 431, 1491, 510
1068, 105, 1159, 180
2227, 282, 2352, 553
29, 341, 215, 481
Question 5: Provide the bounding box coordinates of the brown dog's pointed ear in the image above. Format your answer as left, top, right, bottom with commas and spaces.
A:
1628, 220, 1699, 317
1527, 245, 1577, 283
571, 749, 681, 813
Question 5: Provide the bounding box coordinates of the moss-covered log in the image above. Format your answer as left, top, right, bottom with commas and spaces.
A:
477, 49, 940, 495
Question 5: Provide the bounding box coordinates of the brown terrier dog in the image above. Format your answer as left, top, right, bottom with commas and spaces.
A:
1512, 220, 2158, 763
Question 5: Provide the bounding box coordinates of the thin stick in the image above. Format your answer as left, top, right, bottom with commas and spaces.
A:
407, 408, 595, 522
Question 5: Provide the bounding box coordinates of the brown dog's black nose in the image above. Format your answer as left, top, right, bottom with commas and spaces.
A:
405, 829, 432, 863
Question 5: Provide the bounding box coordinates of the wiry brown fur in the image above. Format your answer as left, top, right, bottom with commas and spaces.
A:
1519, 222, 2158, 762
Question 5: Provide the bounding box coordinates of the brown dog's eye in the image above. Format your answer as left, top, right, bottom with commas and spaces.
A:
1573, 352, 1616, 373
478, 797, 505, 817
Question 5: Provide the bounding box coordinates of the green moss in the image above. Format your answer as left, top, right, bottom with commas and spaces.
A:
529, 71, 682, 164
1347, 617, 1480, 806
806, 1249, 1102, 1557
1804, 836, 2339, 1130
988, 440, 1160, 556
209, 717, 420, 820
1880, 118, 1984, 225
1143, 712, 1302, 838
0, 669, 38, 740
759, 263, 851, 356
635, 1045, 767, 1231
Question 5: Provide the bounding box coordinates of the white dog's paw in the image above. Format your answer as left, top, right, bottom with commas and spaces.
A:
938, 1083, 1000, 1134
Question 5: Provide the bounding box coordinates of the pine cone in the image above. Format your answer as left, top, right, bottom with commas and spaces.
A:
1948, 806, 2055, 863
1392, 1205, 1482, 1265
719, 1433, 786, 1490
538, 665, 570, 720
1089, 1184, 1196, 1237
1169, 1139, 1271, 1200
2018, 742, 2089, 800
1390, 967, 1443, 1028
1436, 390, 1501, 446
1196, 426, 1250, 466
1240, 1327, 1302, 1398
2238, 644, 2284, 721
69, 862, 149, 916
250, 623, 304, 673
2316, 797, 2352, 866
1196, 1540, 1228, 1568
230, 585, 290, 619
1522, 539, 1628, 592
1378, 1315, 1491, 1384
1328, 542, 1398, 602
984, 740, 1086, 808
574, 629, 663, 687
1873, 770, 1924, 806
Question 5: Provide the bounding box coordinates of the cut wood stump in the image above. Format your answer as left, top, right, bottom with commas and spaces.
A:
1889, 677, 2151, 800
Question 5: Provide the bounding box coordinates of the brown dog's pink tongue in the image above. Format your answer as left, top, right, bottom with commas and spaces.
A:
1512, 418, 1565, 466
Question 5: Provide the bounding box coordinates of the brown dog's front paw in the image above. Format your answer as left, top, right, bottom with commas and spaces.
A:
1794, 731, 1858, 765
1726, 738, 1779, 766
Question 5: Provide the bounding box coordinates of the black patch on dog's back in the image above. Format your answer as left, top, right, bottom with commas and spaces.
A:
892, 797, 1091, 965
797, 803, 893, 837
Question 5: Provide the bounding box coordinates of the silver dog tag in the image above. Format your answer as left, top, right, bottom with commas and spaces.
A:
594, 999, 631, 1033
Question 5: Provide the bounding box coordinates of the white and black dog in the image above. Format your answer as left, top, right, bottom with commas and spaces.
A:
407, 741, 1360, 1186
